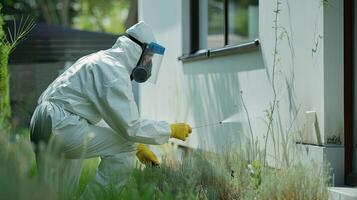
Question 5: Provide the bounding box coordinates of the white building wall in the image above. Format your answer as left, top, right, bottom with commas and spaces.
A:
137, 0, 344, 161
258, 0, 326, 156
137, 0, 187, 125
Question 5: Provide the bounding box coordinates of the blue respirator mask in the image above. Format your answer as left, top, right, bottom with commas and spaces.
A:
125, 34, 165, 83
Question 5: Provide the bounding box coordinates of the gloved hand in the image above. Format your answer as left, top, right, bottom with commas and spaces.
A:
170, 123, 192, 141
136, 144, 160, 166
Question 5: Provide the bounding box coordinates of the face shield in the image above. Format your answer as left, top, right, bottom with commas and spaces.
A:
126, 34, 165, 84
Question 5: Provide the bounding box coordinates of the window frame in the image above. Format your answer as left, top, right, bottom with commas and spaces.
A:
179, 0, 260, 62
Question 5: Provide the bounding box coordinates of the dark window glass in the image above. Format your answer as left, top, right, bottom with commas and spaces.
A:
228, 0, 259, 45
207, 0, 225, 48
190, 0, 258, 52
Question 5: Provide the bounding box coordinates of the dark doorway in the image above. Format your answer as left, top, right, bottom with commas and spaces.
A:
345, 0, 355, 186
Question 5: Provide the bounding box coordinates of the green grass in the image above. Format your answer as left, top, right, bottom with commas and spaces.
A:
75, 147, 330, 200
76, 158, 99, 198
0, 129, 330, 200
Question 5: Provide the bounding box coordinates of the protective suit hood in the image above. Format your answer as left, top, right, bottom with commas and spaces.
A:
105, 21, 157, 75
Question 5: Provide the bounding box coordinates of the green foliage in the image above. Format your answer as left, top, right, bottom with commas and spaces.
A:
2, 0, 75, 27
248, 160, 262, 189
2, 0, 134, 34
72, 0, 130, 34
233, 8, 248, 37
0, 5, 11, 131
0, 44, 11, 131
208, 0, 252, 42
0, 132, 58, 200
0, 4, 3, 38
1, 16, 36, 53
208, 0, 224, 35
0, 7, 35, 131
75, 158, 99, 199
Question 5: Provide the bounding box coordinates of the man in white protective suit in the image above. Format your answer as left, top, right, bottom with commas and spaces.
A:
29, 21, 192, 199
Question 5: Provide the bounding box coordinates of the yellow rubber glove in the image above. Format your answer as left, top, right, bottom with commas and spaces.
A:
170, 123, 192, 141
136, 144, 160, 166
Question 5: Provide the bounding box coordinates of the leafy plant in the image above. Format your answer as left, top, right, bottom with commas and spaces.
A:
0, 6, 35, 131
1, 16, 36, 53
248, 160, 262, 189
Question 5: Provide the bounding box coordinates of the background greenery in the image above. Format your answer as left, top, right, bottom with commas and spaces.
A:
0, 5, 12, 131
1, 0, 136, 34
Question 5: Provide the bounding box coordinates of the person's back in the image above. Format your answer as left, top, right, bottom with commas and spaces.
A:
38, 52, 100, 124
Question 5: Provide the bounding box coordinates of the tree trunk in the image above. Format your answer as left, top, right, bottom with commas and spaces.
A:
125, 0, 138, 29
37, 0, 53, 24
61, 0, 70, 27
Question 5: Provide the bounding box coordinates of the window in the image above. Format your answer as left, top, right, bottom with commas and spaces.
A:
190, 0, 259, 53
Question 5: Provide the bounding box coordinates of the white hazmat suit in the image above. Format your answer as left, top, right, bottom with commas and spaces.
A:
30, 21, 171, 199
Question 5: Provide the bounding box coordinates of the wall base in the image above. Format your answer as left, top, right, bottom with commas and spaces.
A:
329, 187, 357, 200
297, 143, 344, 186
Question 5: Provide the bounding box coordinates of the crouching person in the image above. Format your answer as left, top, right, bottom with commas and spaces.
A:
30, 21, 192, 199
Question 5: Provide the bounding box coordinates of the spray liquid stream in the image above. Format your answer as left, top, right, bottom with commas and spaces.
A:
191, 112, 243, 129
191, 122, 222, 129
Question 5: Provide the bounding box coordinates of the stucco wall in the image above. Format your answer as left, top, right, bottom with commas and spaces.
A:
137, 0, 344, 160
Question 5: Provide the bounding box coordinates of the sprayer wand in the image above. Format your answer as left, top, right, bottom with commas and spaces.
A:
191, 121, 222, 129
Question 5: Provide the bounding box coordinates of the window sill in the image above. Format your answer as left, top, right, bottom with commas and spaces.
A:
178, 39, 260, 63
